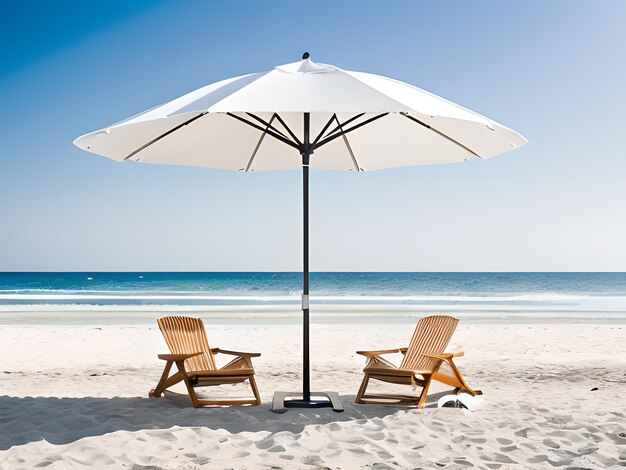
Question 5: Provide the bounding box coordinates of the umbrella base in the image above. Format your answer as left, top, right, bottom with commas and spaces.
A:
271, 391, 344, 413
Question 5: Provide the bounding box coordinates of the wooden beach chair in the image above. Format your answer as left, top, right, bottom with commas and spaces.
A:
355, 315, 480, 408
149, 316, 261, 407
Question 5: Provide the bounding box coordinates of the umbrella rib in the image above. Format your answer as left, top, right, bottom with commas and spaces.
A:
332, 115, 361, 171
123, 112, 207, 160
311, 114, 338, 147
315, 113, 389, 150
245, 113, 291, 141
246, 112, 302, 148
244, 114, 277, 172
314, 113, 366, 147
401, 113, 483, 159
273, 114, 302, 147
226, 112, 300, 150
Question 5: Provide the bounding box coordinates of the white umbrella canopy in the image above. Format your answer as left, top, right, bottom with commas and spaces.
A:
74, 56, 526, 172
74, 54, 527, 412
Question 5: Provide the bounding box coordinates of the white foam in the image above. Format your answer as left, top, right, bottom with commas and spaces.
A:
0, 292, 624, 302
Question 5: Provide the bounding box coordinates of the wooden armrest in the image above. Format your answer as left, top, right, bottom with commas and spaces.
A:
423, 351, 464, 361
213, 348, 261, 358
399, 347, 408, 354
356, 349, 401, 357
157, 352, 202, 361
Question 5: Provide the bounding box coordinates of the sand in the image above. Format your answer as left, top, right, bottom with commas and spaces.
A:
0, 320, 625, 469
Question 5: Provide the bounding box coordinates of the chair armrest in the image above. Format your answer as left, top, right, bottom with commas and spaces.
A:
157, 352, 202, 361
399, 347, 408, 354
423, 351, 464, 361
213, 348, 261, 358
356, 349, 401, 357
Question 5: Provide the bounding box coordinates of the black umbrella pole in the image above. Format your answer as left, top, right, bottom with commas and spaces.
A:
302, 161, 310, 402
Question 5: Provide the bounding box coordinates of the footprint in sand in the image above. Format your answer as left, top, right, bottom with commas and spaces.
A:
300, 455, 322, 465
349, 447, 368, 455
254, 437, 275, 450
577, 445, 599, 455
542, 438, 560, 449
267, 445, 286, 453
371, 463, 393, 469
479, 452, 517, 464
364, 431, 385, 441
452, 458, 474, 467
527, 454, 573, 467
514, 427, 530, 438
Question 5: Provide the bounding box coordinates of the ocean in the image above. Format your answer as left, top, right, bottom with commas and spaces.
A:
1, 272, 626, 323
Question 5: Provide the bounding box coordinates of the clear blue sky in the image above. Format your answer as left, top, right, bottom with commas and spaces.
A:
1, 0, 625, 271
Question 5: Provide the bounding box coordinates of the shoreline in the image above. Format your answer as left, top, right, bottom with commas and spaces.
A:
1, 306, 626, 326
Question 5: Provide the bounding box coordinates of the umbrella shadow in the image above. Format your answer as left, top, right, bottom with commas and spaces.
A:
0, 392, 449, 451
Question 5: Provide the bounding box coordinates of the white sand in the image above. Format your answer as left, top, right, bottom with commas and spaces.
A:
0, 319, 625, 469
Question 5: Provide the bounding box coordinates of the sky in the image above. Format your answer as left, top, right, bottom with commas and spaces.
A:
1, 0, 625, 272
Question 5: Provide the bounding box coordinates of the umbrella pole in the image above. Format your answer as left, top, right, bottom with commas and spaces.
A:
271, 112, 343, 413
302, 145, 311, 402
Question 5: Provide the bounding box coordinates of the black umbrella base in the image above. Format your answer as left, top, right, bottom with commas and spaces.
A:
271, 391, 344, 413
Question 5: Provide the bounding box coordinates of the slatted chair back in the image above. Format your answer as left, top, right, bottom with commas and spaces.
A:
157, 316, 216, 373
400, 315, 458, 371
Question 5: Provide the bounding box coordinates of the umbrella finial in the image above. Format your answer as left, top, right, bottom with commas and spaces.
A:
302, 52, 310, 60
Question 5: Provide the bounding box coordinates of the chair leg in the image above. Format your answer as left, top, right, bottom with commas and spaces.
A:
416, 376, 433, 408
150, 360, 174, 398
161, 371, 184, 390
249, 375, 261, 405
356, 374, 432, 407
447, 360, 479, 396
174, 360, 200, 407
355, 374, 370, 404
432, 359, 479, 396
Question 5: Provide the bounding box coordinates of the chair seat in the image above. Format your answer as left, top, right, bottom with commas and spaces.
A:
365, 365, 432, 377
190, 368, 255, 377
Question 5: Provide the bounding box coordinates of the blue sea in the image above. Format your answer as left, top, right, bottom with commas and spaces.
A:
1, 272, 626, 324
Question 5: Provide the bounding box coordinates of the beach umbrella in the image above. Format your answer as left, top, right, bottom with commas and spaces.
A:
74, 53, 527, 412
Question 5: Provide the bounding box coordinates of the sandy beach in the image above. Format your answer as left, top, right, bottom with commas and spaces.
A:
1, 316, 624, 469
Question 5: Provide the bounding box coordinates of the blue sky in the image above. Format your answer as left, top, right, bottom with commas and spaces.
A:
1, 0, 625, 271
